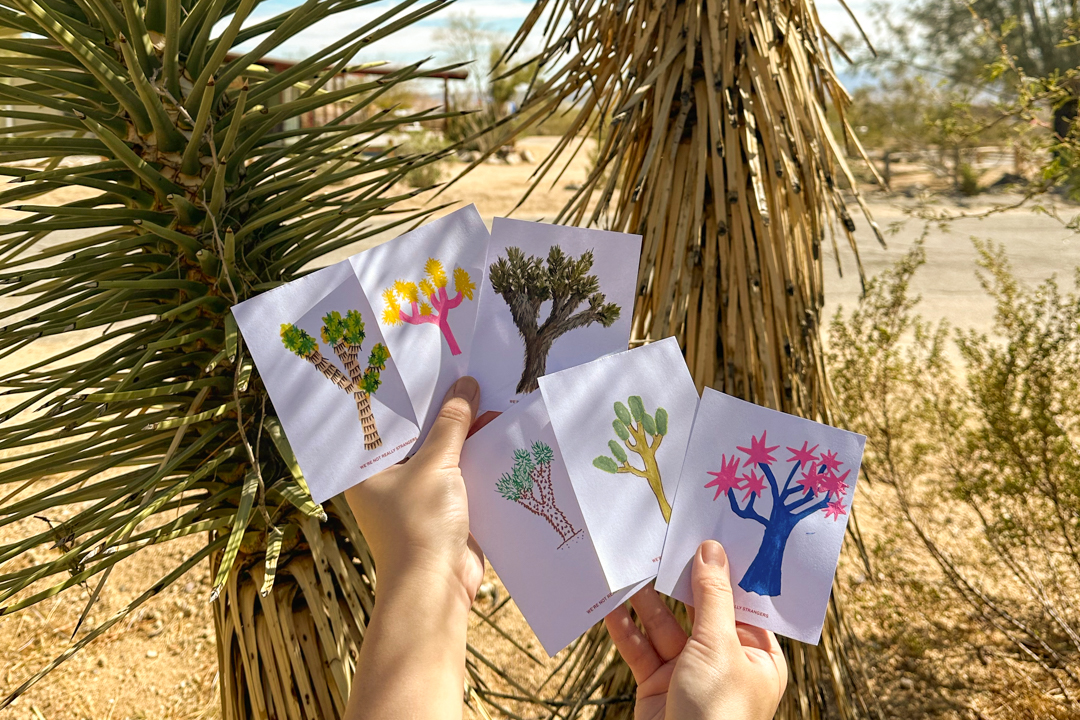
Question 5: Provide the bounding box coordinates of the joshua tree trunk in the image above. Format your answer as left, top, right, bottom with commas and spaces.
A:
517, 334, 554, 394
436, 315, 462, 355
305, 350, 353, 391
355, 393, 382, 450
335, 341, 382, 450
213, 499, 374, 720
739, 517, 796, 596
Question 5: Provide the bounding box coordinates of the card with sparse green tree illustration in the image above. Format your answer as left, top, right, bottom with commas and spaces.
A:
538, 337, 700, 592
460, 393, 651, 656
234, 266, 419, 503
468, 217, 641, 414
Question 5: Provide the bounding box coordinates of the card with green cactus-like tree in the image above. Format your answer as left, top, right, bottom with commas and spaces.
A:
538, 338, 700, 592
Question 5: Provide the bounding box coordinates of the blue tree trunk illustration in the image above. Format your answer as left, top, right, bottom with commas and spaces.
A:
725, 460, 832, 597
709, 434, 852, 597
738, 515, 797, 596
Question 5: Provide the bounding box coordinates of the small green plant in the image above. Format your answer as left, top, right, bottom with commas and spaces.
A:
957, 162, 981, 196
400, 132, 449, 188
593, 396, 671, 522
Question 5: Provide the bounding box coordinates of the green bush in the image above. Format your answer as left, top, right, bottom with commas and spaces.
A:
957, 161, 981, 195
400, 132, 449, 188
828, 241, 1080, 715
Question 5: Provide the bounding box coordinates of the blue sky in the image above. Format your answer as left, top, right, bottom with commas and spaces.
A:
242, 0, 888, 71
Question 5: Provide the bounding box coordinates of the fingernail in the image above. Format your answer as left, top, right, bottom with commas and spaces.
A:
700, 540, 727, 568
451, 376, 480, 403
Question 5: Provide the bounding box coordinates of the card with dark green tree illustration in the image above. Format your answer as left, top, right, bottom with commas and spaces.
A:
469, 218, 641, 414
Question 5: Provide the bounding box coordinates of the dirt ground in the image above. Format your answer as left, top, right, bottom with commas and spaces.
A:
2, 135, 1078, 719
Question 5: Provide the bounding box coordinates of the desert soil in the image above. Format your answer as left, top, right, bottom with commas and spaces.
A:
1, 135, 1078, 719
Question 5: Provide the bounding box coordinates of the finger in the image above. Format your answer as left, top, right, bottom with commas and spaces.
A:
629, 585, 687, 662
689, 540, 740, 651
604, 604, 662, 683
735, 621, 774, 652
737, 624, 789, 703
686, 605, 695, 626
468, 410, 501, 438
415, 376, 480, 466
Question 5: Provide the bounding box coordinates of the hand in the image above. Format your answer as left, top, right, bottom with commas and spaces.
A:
604, 541, 787, 720
344, 375, 485, 606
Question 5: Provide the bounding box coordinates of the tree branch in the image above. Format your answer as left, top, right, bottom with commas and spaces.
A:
759, 462, 781, 504
728, 489, 769, 526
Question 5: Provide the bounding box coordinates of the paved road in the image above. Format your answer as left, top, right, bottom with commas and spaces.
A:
822, 197, 1080, 338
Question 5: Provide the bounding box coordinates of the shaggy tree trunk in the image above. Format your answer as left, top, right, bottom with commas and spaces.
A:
517, 335, 554, 394
213, 498, 373, 720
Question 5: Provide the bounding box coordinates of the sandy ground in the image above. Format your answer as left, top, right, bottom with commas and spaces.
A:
2, 135, 1078, 719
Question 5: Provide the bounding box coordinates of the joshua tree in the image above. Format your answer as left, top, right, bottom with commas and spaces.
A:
706, 435, 850, 596
381, 258, 476, 355
0, 0, 469, 713
460, 0, 882, 711
593, 396, 671, 523
489, 245, 621, 394
496, 441, 581, 548
280, 310, 388, 450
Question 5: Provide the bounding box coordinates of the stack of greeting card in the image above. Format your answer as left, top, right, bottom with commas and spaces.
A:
233, 205, 866, 656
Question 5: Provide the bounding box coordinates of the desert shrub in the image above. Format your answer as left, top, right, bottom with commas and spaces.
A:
829, 240, 1080, 717
957, 162, 981, 196
399, 132, 449, 188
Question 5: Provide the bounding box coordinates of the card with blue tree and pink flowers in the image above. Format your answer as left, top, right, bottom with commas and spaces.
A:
655, 387, 865, 644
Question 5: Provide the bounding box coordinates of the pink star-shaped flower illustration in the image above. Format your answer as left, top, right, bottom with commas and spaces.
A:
819, 468, 851, 499
795, 467, 823, 495
823, 498, 848, 521
739, 469, 767, 502
818, 449, 843, 474
737, 431, 779, 467
786, 440, 820, 465
704, 453, 741, 501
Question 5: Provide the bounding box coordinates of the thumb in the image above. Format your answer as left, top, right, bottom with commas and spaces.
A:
690, 540, 740, 650
414, 376, 480, 467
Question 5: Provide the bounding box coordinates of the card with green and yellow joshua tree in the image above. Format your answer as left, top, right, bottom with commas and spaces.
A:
538, 337, 700, 592
234, 264, 420, 503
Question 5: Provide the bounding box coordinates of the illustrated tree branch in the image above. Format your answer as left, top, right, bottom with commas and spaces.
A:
381, 258, 476, 355
489, 245, 620, 394
280, 309, 389, 449
496, 441, 581, 547
593, 396, 670, 522
705, 435, 851, 596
